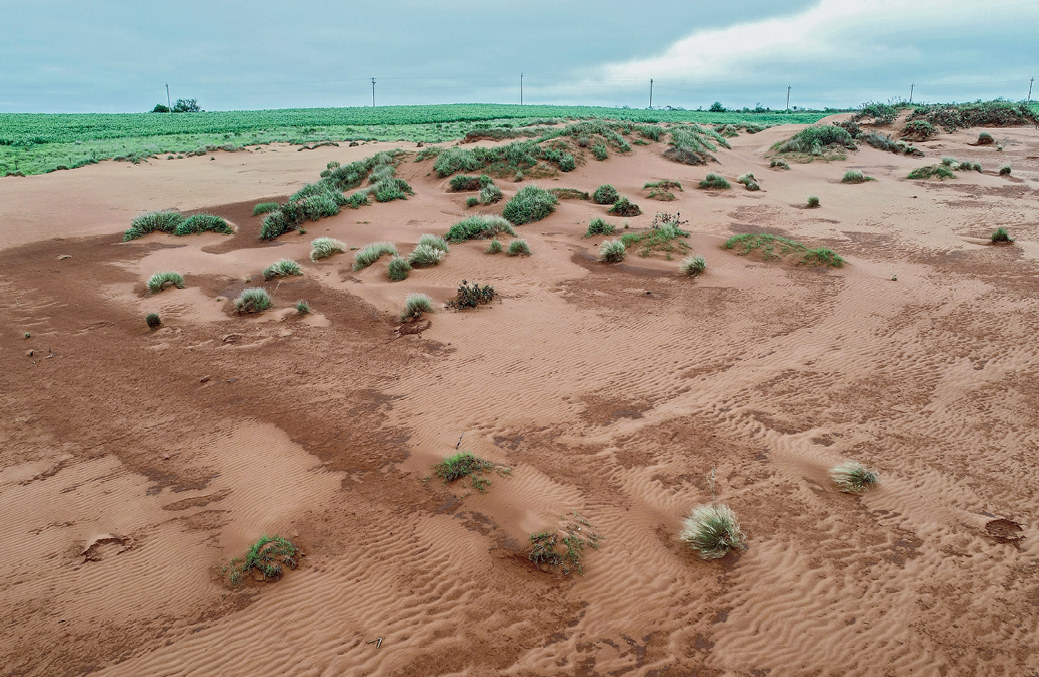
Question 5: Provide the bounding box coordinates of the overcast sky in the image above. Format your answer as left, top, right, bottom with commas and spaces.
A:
1, 0, 1036, 113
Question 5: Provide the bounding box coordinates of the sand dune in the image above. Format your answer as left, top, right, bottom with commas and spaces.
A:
2, 122, 1038, 675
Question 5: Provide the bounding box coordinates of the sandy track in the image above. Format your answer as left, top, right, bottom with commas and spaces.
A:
2, 124, 1038, 676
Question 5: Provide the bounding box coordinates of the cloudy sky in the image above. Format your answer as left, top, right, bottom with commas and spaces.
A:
2, 0, 1036, 113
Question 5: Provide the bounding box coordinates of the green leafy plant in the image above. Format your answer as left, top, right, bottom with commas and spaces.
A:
387, 256, 411, 281
234, 287, 272, 313
479, 183, 502, 204
680, 504, 747, 560
262, 259, 303, 280
507, 239, 531, 256
585, 218, 615, 237
801, 248, 846, 267
724, 233, 845, 267
999, 164, 1011, 176
991, 227, 1013, 243
145, 313, 161, 329
598, 239, 626, 263
592, 184, 619, 205
433, 451, 494, 483
807, 195, 820, 208
223, 535, 298, 586
592, 143, 608, 161
502, 184, 558, 224
830, 461, 879, 494
310, 237, 346, 261
445, 215, 517, 242
353, 241, 399, 270
447, 280, 495, 308
147, 271, 184, 293
737, 173, 761, 190
699, 173, 730, 189
679, 254, 706, 276
401, 293, 434, 321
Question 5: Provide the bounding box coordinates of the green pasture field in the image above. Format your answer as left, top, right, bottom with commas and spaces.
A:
0, 103, 830, 176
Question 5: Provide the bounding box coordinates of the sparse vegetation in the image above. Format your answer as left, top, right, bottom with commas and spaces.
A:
807, 195, 820, 208
841, 170, 874, 184
665, 124, 730, 165
699, 173, 731, 189
620, 212, 690, 258
234, 287, 272, 313
907, 164, 956, 180
830, 461, 879, 494
295, 300, 310, 315
445, 215, 517, 242
147, 271, 184, 293
644, 179, 683, 192
999, 164, 1012, 176
353, 241, 399, 270
592, 184, 619, 205
223, 535, 298, 586
173, 213, 233, 236
418, 233, 450, 253
905, 100, 1039, 132
598, 239, 626, 263
770, 159, 790, 170
549, 188, 589, 201
724, 233, 844, 267
772, 125, 856, 159
679, 255, 706, 276
433, 451, 494, 484
593, 143, 608, 161
401, 293, 434, 321
900, 120, 937, 141
528, 513, 602, 575
801, 248, 847, 267
123, 210, 186, 241
976, 132, 995, 145
447, 280, 496, 309
466, 196, 478, 208
253, 202, 280, 216
502, 185, 558, 224
991, 227, 1013, 243
145, 313, 161, 329
680, 504, 746, 560
408, 243, 446, 267
310, 237, 346, 261
507, 239, 531, 256
387, 256, 411, 281
585, 218, 615, 237
608, 197, 641, 217
449, 174, 482, 191
485, 239, 503, 254
479, 183, 503, 204
261, 259, 303, 280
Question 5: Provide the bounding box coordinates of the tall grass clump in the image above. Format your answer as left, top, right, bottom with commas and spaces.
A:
585, 218, 615, 237
261, 259, 302, 280
976, 131, 995, 145
991, 227, 1013, 243
224, 535, 297, 586
608, 197, 642, 216
408, 243, 445, 267
147, 271, 184, 293
830, 461, 878, 494
599, 239, 626, 263
145, 312, 162, 329
907, 165, 956, 180
479, 183, 503, 204
387, 256, 411, 281
485, 239, 503, 254
999, 164, 1011, 176
772, 125, 856, 158
449, 175, 481, 191
445, 215, 517, 242
171, 213, 233, 236
295, 300, 310, 315
253, 202, 280, 216
353, 241, 399, 270
234, 287, 272, 313
680, 504, 746, 560
124, 210, 185, 241
592, 184, 619, 205
807, 195, 820, 208
502, 185, 558, 224
664, 124, 730, 165
679, 255, 706, 276
699, 174, 730, 189
841, 170, 874, 184
418, 233, 449, 253
310, 237, 346, 262
507, 239, 531, 256
800, 248, 846, 267
401, 293, 434, 321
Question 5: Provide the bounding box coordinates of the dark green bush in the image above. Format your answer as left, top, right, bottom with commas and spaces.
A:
502, 185, 558, 225
585, 218, 615, 237
608, 197, 641, 217
447, 280, 496, 309
592, 184, 619, 205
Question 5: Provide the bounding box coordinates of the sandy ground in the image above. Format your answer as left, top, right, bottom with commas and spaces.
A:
2, 122, 1039, 676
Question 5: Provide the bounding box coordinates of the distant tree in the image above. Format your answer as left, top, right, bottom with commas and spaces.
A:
709, 101, 726, 112
172, 98, 201, 113
151, 104, 170, 113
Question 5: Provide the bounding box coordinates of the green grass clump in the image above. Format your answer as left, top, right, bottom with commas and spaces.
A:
485, 239, 503, 254
999, 164, 1011, 176
901, 120, 937, 141
295, 300, 310, 315
124, 210, 185, 241
479, 183, 502, 204
737, 173, 760, 190
450, 174, 481, 191
417, 233, 449, 253
528, 522, 601, 576
433, 451, 494, 483
807, 195, 820, 208
620, 213, 690, 258
387, 256, 411, 281
253, 202, 280, 216
408, 243, 445, 267
234, 287, 272, 313
830, 461, 879, 494
940, 157, 981, 172
145, 312, 161, 329
373, 178, 414, 202
465, 196, 478, 208
147, 271, 184, 293
592, 184, 619, 205
772, 125, 856, 158
644, 179, 683, 192
841, 170, 874, 184
401, 293, 434, 321
507, 239, 531, 256
261, 259, 303, 280
599, 239, 626, 263
770, 159, 790, 170
585, 218, 615, 237
445, 215, 517, 242
907, 165, 956, 180
724, 234, 845, 268
353, 241, 399, 270
549, 188, 589, 201
680, 504, 747, 560
447, 280, 496, 308
593, 143, 608, 161
608, 197, 641, 217
679, 255, 706, 276
699, 173, 730, 189
665, 124, 730, 165
801, 248, 846, 267
503, 184, 558, 224
224, 535, 298, 586
310, 237, 346, 262
977, 131, 994, 145
991, 227, 1013, 243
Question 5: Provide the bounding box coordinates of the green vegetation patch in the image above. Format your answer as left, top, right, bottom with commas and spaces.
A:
234, 287, 272, 313
680, 504, 746, 560
772, 125, 856, 160
724, 233, 845, 267
145, 312, 161, 329
585, 218, 615, 238
262, 259, 303, 280
147, 271, 184, 294
310, 237, 346, 262
353, 241, 400, 270
679, 255, 706, 276
830, 461, 879, 494
900, 120, 937, 141
253, 202, 280, 216
549, 188, 589, 201
991, 227, 1013, 243
592, 184, 619, 205
664, 124, 730, 165
447, 280, 496, 309
841, 170, 874, 184
433, 451, 494, 483
528, 512, 602, 575
223, 535, 298, 586
502, 185, 558, 224
620, 212, 690, 259
507, 239, 531, 256
387, 256, 411, 281
408, 243, 445, 267
905, 100, 1039, 132
124, 210, 185, 241
598, 239, 626, 263
907, 164, 956, 180
608, 197, 641, 217
401, 293, 434, 321
173, 213, 232, 236
699, 173, 731, 190
445, 215, 517, 242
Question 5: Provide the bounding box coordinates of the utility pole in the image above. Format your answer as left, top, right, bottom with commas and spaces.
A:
1029, 77, 1035, 103
520, 73, 523, 105
909, 83, 914, 104
166, 83, 171, 113
786, 86, 791, 110
649, 79, 653, 109
371, 78, 376, 108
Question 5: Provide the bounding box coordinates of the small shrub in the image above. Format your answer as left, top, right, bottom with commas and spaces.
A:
599, 239, 626, 263
507, 239, 531, 256
805, 196, 820, 208
374, 178, 414, 202
479, 183, 502, 204
770, 159, 790, 170
433, 451, 494, 483
699, 174, 730, 189
976, 132, 994, 145
901, 120, 937, 141
585, 218, 615, 237
253, 202, 280, 216
644, 179, 683, 192
908, 165, 956, 180
401, 293, 434, 321
485, 239, 503, 254
447, 280, 495, 309
737, 173, 755, 186
592, 184, 619, 205
999, 164, 1011, 176
593, 143, 608, 161
680, 504, 746, 560
445, 215, 516, 242
353, 241, 399, 270
224, 535, 297, 586
124, 210, 185, 241
387, 256, 411, 281
772, 126, 856, 156
234, 287, 272, 313
173, 213, 233, 236
679, 255, 706, 276
991, 227, 1013, 243
408, 243, 445, 267
608, 197, 642, 217
147, 271, 184, 294
261, 259, 303, 280
558, 153, 576, 172
528, 522, 600, 576
310, 237, 346, 262
502, 185, 558, 224
295, 300, 310, 315
145, 313, 161, 329
800, 248, 846, 267
549, 188, 590, 200
418, 233, 450, 253
515, 170, 524, 181
450, 175, 481, 191
841, 170, 873, 184
830, 461, 878, 494
466, 196, 479, 208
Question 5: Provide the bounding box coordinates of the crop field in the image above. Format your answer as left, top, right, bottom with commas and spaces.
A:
0, 103, 830, 176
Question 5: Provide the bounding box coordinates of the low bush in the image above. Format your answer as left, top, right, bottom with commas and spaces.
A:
976, 131, 995, 145
679, 255, 706, 276
907, 165, 956, 180
445, 215, 517, 242
450, 174, 481, 191
901, 120, 937, 141
801, 248, 846, 267
644, 179, 683, 192
507, 239, 531, 256
145, 312, 161, 329
124, 210, 185, 241
585, 218, 615, 237
295, 300, 310, 315
558, 153, 576, 172
770, 159, 790, 170
418, 233, 450, 253
599, 239, 626, 263
310, 237, 346, 262
999, 164, 1012, 176
830, 461, 878, 494
485, 239, 503, 254
549, 188, 589, 200
447, 280, 496, 309
991, 227, 1013, 243
665, 124, 730, 165
807, 195, 820, 208
502, 185, 558, 224
353, 241, 399, 270
592, 184, 619, 205
408, 243, 445, 267
680, 504, 746, 560
479, 183, 502, 204
433, 451, 498, 492
608, 197, 641, 217
841, 170, 874, 184
224, 535, 297, 586
699, 174, 731, 189
253, 202, 280, 216
373, 178, 414, 202
593, 143, 608, 161
401, 293, 434, 321
261, 259, 303, 280
387, 257, 411, 281
861, 131, 902, 153
772, 125, 856, 157
234, 287, 272, 313
466, 196, 479, 208
147, 271, 184, 293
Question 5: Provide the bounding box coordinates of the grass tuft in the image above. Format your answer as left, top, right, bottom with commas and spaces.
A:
485, 239, 503, 254
608, 197, 641, 217
295, 300, 310, 315
801, 248, 846, 267
770, 159, 790, 170
145, 312, 161, 329
147, 271, 184, 294
445, 215, 517, 242
433, 451, 494, 483
592, 184, 619, 205
907, 165, 956, 180
479, 183, 503, 204
807, 195, 820, 208
261, 259, 303, 280
507, 239, 531, 256
830, 461, 879, 494
353, 241, 399, 270
447, 280, 495, 309
999, 164, 1011, 176
234, 287, 272, 313
253, 202, 280, 216
841, 170, 874, 184
679, 255, 706, 276
585, 218, 615, 237
502, 184, 558, 224
991, 227, 1013, 243
124, 210, 185, 241
699, 173, 730, 190
620, 212, 690, 258
680, 504, 747, 560
772, 125, 856, 159
528, 514, 602, 576
223, 535, 297, 586
387, 256, 411, 281
599, 239, 626, 263
418, 233, 450, 253
174, 213, 233, 236
401, 293, 434, 321
408, 243, 445, 267
310, 237, 346, 262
